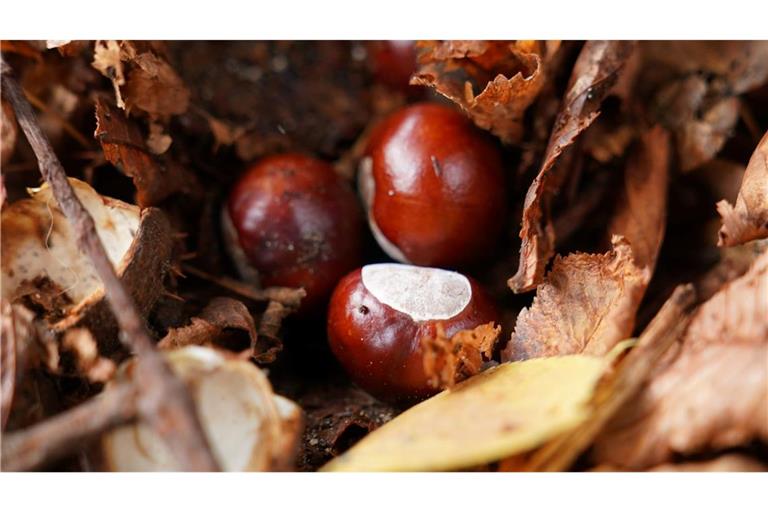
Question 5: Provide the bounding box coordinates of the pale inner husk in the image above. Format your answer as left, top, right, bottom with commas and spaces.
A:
1, 179, 140, 308
103, 346, 300, 471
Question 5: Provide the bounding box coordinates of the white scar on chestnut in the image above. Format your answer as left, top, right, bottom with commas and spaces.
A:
361, 263, 472, 322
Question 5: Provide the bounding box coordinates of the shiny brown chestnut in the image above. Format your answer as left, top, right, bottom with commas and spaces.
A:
327, 263, 498, 403
224, 154, 363, 312
359, 103, 506, 268
367, 40, 419, 94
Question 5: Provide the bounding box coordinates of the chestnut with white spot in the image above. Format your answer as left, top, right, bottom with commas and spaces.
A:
327, 263, 498, 403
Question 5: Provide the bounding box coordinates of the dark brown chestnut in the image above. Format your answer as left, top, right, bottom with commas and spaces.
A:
327, 263, 498, 403
359, 103, 506, 268
224, 153, 363, 312
368, 40, 419, 94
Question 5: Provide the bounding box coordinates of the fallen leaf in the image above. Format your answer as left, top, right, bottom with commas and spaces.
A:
502, 236, 650, 361
592, 343, 768, 469
517, 285, 696, 471
411, 41, 557, 144
92, 40, 190, 121
641, 41, 768, 171
590, 255, 767, 469
421, 322, 500, 389
509, 41, 637, 293
322, 354, 609, 472
717, 131, 768, 247
684, 249, 768, 352
123, 51, 190, 120
607, 126, 670, 270
92, 40, 127, 108
157, 297, 258, 355
95, 97, 199, 206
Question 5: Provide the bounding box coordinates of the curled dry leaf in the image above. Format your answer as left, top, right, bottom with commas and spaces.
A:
122, 51, 190, 120
593, 343, 768, 469
92, 41, 190, 120
92, 41, 126, 108
0, 178, 171, 352
685, 249, 768, 352
592, 255, 767, 469
717, 131, 768, 247
95, 97, 199, 206
502, 236, 650, 361
411, 41, 558, 144
421, 322, 500, 389
642, 41, 768, 171
157, 296, 272, 361
322, 354, 610, 472
607, 126, 670, 270
509, 41, 637, 293
1, 99, 18, 166
102, 346, 302, 471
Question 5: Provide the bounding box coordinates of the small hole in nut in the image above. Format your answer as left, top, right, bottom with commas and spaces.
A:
358, 305, 369, 315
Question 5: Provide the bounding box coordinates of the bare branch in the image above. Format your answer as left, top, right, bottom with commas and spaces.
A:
1, 382, 138, 471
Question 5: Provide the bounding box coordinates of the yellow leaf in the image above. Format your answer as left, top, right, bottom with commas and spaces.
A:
322, 355, 608, 472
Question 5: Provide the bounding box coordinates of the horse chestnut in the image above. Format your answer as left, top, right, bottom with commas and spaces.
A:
224, 154, 363, 312
359, 103, 506, 268
368, 40, 419, 94
327, 263, 498, 403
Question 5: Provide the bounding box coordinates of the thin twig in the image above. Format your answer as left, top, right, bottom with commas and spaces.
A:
1, 58, 219, 471
1, 381, 138, 471
182, 264, 306, 309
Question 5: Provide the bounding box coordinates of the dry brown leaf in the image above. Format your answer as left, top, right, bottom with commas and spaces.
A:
509, 41, 637, 293
593, 343, 768, 469
92, 40, 127, 108
157, 296, 258, 355
685, 249, 768, 352
411, 41, 556, 144
677, 96, 739, 172
502, 236, 649, 362
94, 97, 198, 206
123, 51, 190, 120
1, 99, 18, 166
92, 40, 190, 121
421, 322, 500, 389
592, 252, 768, 469
516, 285, 696, 471
608, 126, 670, 270
641, 41, 768, 171
717, 131, 768, 247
